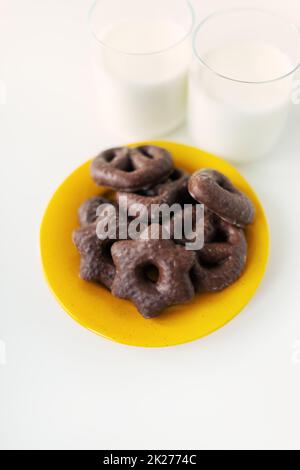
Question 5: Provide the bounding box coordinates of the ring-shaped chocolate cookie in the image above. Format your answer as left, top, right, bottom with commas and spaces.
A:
91, 145, 174, 192
188, 169, 255, 227
111, 235, 196, 318
191, 219, 247, 292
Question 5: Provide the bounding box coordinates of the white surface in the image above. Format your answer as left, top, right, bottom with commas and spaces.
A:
0, 0, 300, 450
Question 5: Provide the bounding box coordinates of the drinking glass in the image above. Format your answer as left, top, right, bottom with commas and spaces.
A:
189, 8, 300, 162
89, 0, 195, 139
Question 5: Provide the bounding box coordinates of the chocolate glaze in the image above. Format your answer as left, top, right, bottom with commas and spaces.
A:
188, 169, 255, 227
78, 196, 112, 226
73, 155, 254, 318
168, 206, 217, 246
91, 145, 174, 192
191, 218, 247, 292
72, 224, 116, 290
116, 168, 189, 217
111, 233, 196, 318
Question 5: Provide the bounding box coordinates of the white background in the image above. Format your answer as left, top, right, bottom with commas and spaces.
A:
1, 0, 300, 450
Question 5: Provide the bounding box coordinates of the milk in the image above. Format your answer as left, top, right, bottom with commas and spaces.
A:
93, 20, 190, 138
188, 42, 293, 162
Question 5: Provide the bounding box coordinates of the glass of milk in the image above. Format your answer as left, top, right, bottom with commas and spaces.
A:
89, 0, 195, 139
188, 9, 300, 163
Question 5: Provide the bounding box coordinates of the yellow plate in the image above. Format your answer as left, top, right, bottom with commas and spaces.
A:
40, 141, 269, 347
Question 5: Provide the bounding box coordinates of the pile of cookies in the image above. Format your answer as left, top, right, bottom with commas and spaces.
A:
73, 145, 255, 318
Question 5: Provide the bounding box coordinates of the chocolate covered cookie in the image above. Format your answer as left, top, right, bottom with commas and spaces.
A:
111, 233, 196, 318
188, 169, 255, 227
191, 218, 247, 292
116, 168, 189, 217
78, 196, 112, 227
73, 224, 116, 290
91, 145, 174, 192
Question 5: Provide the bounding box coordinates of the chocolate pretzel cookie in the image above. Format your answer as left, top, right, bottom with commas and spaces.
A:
91, 145, 174, 192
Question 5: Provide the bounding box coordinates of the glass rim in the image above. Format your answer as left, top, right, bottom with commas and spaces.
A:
193, 7, 300, 85
88, 0, 195, 56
